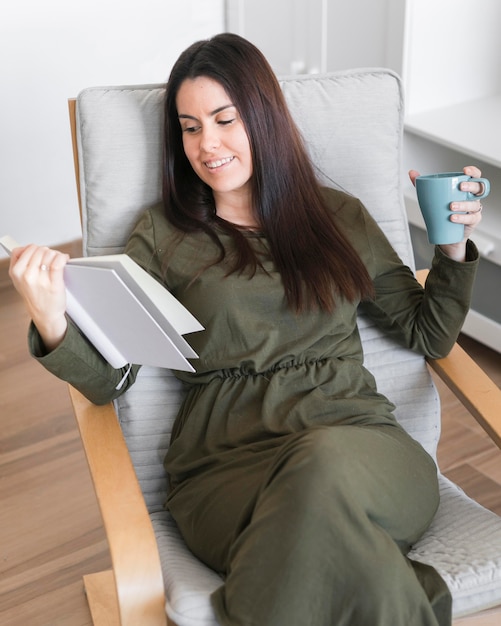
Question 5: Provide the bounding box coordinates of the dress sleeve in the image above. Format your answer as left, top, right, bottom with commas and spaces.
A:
355, 202, 479, 359
28, 318, 141, 405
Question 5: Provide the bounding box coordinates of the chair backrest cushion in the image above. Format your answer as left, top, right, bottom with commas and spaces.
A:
75, 70, 441, 512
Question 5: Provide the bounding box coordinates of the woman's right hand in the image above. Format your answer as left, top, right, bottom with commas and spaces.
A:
9, 244, 70, 352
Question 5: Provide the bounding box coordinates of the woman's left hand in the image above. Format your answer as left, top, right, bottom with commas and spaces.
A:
409, 165, 484, 262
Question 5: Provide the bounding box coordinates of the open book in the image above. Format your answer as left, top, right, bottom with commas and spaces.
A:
1, 235, 203, 371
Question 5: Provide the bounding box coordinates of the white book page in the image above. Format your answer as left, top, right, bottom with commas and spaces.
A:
0, 235, 20, 254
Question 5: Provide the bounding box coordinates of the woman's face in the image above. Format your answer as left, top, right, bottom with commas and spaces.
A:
176, 76, 253, 209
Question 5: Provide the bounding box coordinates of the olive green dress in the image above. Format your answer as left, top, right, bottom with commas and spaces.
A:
30, 188, 478, 626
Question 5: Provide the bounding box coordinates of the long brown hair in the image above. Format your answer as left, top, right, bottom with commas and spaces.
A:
162, 33, 374, 312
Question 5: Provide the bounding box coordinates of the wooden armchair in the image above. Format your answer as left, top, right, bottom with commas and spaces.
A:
68, 70, 501, 626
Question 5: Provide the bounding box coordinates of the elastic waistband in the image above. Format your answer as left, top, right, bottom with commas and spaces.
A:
217, 356, 332, 380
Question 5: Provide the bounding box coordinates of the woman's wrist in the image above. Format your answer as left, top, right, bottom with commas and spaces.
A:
437, 242, 467, 263
33, 315, 68, 353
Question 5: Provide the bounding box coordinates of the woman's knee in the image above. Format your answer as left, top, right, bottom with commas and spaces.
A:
263, 425, 439, 543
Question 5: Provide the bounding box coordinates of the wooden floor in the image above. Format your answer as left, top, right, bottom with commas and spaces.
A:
1, 281, 500, 625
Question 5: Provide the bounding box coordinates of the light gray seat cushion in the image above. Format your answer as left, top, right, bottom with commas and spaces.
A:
75, 69, 501, 623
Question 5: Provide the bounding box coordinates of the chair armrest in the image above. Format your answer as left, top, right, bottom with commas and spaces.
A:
68, 385, 167, 626
68, 99, 83, 222
416, 269, 501, 449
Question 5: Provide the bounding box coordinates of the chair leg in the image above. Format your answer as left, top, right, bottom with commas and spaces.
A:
83, 570, 121, 626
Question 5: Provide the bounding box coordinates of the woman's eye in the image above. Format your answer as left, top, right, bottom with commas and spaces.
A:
183, 125, 200, 134
218, 119, 235, 126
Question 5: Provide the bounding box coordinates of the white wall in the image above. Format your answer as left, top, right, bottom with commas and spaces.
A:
0, 0, 224, 258
226, 0, 395, 76
226, 0, 327, 76
402, 0, 501, 116
325, 0, 392, 72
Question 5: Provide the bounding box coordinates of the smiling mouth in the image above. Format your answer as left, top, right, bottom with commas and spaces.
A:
205, 156, 234, 170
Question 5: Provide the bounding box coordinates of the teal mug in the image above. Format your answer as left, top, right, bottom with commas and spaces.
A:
415, 172, 490, 244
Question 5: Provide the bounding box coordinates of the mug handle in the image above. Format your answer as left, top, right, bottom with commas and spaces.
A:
467, 177, 490, 199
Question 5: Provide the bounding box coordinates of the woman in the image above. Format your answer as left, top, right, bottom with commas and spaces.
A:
10, 34, 484, 625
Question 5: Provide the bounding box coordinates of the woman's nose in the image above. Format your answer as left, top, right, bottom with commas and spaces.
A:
200, 126, 221, 152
